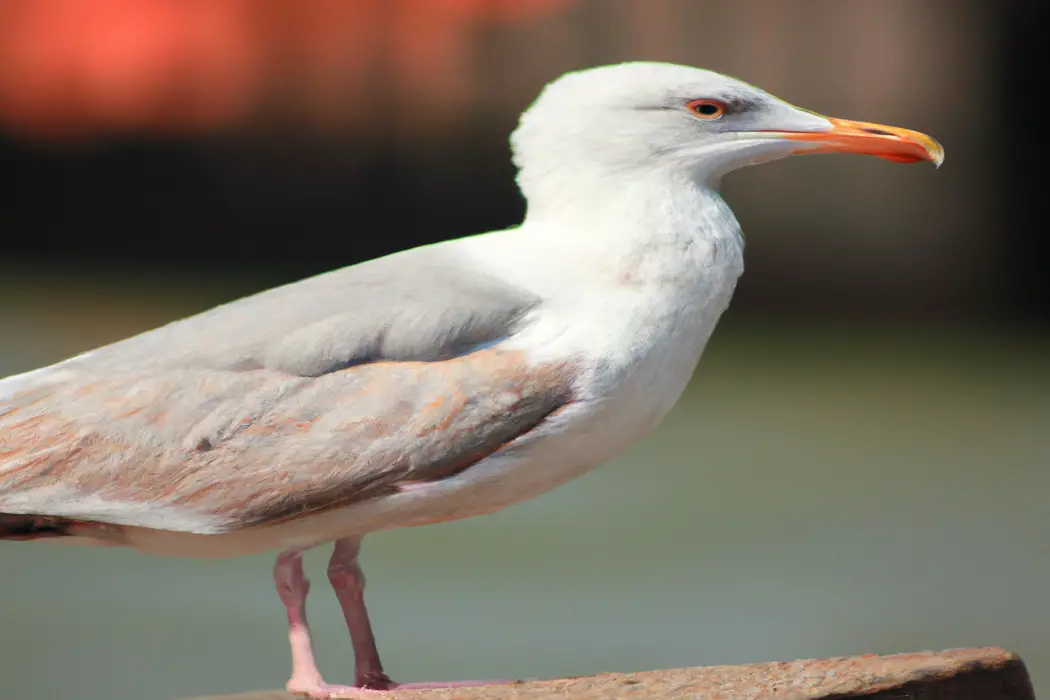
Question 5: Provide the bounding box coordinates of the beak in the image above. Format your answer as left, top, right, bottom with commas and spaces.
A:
773, 117, 944, 167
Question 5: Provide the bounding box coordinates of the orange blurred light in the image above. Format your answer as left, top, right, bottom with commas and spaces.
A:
0, 0, 575, 139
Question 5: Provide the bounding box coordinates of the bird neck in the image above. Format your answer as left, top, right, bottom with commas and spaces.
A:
520, 164, 744, 290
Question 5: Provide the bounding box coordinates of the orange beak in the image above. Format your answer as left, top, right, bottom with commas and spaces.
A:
774, 117, 944, 167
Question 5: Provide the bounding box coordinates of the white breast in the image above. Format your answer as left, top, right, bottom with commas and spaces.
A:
340, 176, 749, 527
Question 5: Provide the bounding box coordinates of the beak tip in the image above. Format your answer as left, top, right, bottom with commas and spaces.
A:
928, 143, 945, 169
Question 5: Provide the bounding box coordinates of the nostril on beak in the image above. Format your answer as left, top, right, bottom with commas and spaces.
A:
861, 127, 893, 136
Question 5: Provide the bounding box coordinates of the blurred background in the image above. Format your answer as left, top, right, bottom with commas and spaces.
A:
1, 1, 1048, 699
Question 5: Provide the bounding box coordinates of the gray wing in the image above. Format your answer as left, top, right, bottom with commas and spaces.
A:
67, 241, 541, 376
0, 241, 574, 535
0, 349, 574, 534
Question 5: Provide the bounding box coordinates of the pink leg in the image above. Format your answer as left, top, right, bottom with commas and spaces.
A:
274, 550, 363, 698
326, 538, 396, 690
326, 537, 508, 691
275, 539, 511, 697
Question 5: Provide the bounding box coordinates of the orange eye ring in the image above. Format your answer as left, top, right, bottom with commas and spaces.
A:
687, 99, 726, 119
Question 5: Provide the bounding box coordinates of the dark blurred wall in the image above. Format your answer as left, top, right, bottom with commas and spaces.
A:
2, 0, 1045, 324
1000, 1, 1050, 321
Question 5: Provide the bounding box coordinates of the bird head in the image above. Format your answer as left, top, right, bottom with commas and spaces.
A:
511, 62, 943, 207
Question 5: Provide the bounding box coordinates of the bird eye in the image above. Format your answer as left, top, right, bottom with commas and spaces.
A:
687, 99, 726, 119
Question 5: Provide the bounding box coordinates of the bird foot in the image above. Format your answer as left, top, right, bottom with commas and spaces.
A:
286, 680, 383, 698
288, 677, 511, 698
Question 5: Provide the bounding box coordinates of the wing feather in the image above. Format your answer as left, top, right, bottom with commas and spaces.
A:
0, 349, 575, 534
67, 243, 540, 377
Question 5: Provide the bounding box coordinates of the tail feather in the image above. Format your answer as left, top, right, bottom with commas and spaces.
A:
0, 513, 74, 541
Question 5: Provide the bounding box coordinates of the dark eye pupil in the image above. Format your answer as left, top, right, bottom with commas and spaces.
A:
696, 103, 719, 115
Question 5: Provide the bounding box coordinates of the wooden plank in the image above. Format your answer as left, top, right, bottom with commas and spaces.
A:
187, 646, 1035, 700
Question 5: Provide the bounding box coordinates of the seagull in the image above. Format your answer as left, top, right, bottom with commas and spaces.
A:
0, 62, 942, 698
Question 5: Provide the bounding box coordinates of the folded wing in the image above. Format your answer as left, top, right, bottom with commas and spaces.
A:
0, 350, 574, 535
0, 241, 573, 536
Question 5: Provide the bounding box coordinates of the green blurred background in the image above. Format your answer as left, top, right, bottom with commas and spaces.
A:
2, 1, 1048, 699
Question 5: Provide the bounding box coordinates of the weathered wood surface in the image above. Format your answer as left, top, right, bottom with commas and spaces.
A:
187, 646, 1034, 699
